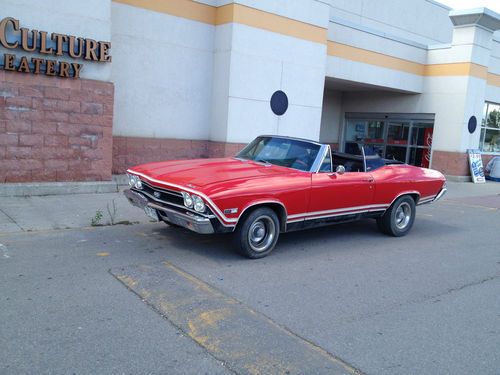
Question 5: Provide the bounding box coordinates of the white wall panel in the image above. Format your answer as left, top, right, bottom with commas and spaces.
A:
320, 90, 342, 143
277, 104, 323, 140
329, 0, 453, 45
281, 63, 326, 108
230, 24, 326, 67
326, 57, 423, 93
221, 23, 327, 143
111, 3, 215, 139
228, 52, 282, 101
217, 0, 330, 28
328, 22, 427, 64
226, 97, 279, 142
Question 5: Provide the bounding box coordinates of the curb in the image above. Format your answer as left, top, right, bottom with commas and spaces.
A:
0, 175, 129, 197
0, 181, 119, 197
445, 175, 473, 182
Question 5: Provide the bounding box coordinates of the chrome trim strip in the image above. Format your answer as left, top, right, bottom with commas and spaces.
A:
235, 200, 289, 227
135, 188, 216, 219
312, 144, 331, 173
124, 189, 215, 234
149, 203, 215, 234
141, 180, 182, 198
388, 191, 421, 207
432, 188, 447, 202
286, 207, 386, 223
288, 203, 389, 220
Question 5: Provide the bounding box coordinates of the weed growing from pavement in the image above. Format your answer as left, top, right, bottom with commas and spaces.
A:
90, 210, 104, 226
90, 201, 139, 227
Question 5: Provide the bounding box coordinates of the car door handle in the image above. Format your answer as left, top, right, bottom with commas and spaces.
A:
365, 177, 374, 183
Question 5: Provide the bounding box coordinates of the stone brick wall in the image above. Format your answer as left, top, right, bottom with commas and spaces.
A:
431, 150, 496, 177
0, 71, 113, 183
112, 136, 246, 174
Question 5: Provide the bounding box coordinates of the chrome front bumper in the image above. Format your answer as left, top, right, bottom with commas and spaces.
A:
124, 189, 215, 234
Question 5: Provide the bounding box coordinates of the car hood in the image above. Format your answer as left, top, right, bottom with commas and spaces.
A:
129, 158, 293, 190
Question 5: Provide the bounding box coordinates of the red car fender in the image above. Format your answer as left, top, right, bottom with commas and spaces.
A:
234, 199, 288, 228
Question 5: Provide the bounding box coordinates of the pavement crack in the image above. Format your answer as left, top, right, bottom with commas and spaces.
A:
438, 274, 500, 297
0, 207, 25, 231
341, 274, 500, 325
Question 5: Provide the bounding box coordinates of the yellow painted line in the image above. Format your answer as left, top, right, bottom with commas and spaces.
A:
111, 261, 363, 375
96, 252, 110, 257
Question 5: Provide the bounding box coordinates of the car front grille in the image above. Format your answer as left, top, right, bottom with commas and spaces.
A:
135, 179, 184, 208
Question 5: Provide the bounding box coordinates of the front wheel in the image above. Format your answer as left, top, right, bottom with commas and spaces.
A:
233, 207, 280, 259
377, 195, 416, 237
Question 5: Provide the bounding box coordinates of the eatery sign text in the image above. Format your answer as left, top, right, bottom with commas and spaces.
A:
0, 17, 111, 79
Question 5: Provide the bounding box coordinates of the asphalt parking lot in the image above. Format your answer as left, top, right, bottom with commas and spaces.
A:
1, 183, 499, 374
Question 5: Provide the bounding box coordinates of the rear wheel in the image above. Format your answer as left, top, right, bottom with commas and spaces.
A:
377, 195, 416, 237
233, 207, 280, 259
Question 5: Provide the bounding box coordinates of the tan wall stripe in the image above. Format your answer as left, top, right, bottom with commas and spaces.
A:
113, 0, 216, 24
327, 41, 497, 83
113, 0, 327, 44
424, 62, 488, 79
327, 41, 425, 75
487, 72, 500, 87
216, 3, 327, 44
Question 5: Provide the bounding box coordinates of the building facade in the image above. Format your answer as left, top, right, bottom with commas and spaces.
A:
1, 0, 500, 183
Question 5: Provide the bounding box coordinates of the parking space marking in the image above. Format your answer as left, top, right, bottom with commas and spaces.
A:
111, 261, 364, 375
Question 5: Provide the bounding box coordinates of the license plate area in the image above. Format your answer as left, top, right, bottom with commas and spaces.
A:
144, 206, 159, 221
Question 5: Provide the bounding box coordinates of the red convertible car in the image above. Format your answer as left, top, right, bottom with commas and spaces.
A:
125, 135, 446, 258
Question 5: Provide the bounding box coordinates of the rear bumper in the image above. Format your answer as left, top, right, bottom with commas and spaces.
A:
124, 189, 215, 234
433, 187, 447, 202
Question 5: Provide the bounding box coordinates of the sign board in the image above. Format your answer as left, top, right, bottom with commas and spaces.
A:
0, 17, 111, 79
467, 149, 485, 183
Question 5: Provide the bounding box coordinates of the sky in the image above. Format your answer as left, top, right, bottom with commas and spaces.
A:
436, 0, 500, 13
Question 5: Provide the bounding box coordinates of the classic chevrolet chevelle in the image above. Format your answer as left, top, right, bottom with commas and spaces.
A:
125, 135, 447, 258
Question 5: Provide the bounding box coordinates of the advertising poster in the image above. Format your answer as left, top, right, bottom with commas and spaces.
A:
467, 149, 485, 183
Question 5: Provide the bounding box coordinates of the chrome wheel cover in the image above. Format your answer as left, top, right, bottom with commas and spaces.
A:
395, 201, 412, 230
248, 215, 276, 252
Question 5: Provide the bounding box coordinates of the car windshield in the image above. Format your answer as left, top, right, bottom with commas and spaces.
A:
236, 136, 321, 171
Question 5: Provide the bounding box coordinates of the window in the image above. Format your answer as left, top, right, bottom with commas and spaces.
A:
481, 102, 500, 153
236, 136, 320, 171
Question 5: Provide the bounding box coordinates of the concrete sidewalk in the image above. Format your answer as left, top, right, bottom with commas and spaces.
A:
0, 187, 152, 234
0, 181, 499, 234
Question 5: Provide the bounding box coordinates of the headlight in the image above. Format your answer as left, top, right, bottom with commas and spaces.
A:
182, 192, 193, 208
192, 195, 206, 212
128, 174, 137, 187
134, 178, 143, 189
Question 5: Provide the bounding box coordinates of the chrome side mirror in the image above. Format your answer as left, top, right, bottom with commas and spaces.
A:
336, 165, 345, 175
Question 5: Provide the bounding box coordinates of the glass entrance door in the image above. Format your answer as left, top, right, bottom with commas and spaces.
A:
409, 122, 433, 168
344, 117, 434, 167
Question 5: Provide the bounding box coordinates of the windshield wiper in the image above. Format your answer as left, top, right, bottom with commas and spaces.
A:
254, 158, 271, 164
